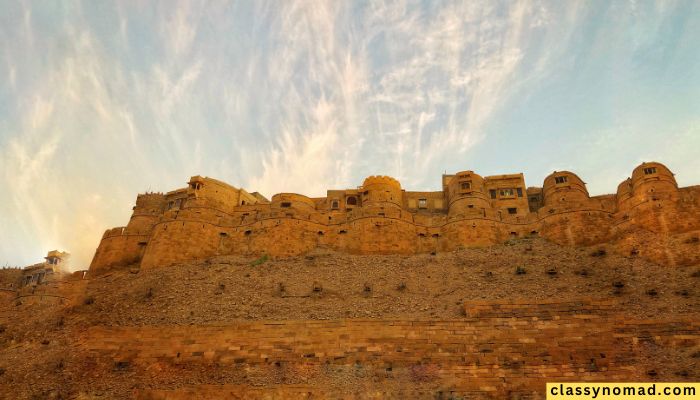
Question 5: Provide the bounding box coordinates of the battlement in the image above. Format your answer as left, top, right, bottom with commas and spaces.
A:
361, 175, 402, 190
102, 227, 127, 238
88, 161, 700, 272
135, 192, 165, 200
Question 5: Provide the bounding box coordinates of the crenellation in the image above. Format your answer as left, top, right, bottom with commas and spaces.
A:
88, 162, 700, 273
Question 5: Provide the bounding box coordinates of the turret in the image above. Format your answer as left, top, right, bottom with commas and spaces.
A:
630, 162, 677, 202
360, 176, 403, 209
615, 178, 633, 212
543, 171, 589, 206
125, 193, 166, 235
445, 171, 490, 217
271, 193, 316, 213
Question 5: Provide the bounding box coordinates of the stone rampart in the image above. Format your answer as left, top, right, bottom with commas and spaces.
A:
81, 299, 699, 399
89, 162, 700, 272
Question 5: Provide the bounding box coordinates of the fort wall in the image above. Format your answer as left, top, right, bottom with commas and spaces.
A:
89, 162, 700, 272
82, 299, 699, 399
89, 227, 149, 274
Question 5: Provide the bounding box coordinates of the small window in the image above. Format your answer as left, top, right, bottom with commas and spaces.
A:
280, 202, 291, 208
460, 182, 471, 190
516, 188, 523, 197
331, 200, 339, 209
418, 199, 428, 209
489, 190, 497, 199
644, 167, 657, 175
555, 176, 567, 184
507, 208, 517, 214
468, 204, 474, 208
346, 196, 357, 206
500, 188, 514, 197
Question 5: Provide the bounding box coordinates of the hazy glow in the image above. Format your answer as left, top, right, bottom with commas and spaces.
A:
1, 1, 699, 268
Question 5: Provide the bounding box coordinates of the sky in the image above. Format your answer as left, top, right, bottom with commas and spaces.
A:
1, 1, 699, 269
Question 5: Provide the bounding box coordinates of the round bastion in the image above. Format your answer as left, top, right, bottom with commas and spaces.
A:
271, 193, 317, 212
361, 176, 403, 208
542, 171, 589, 206
446, 171, 490, 216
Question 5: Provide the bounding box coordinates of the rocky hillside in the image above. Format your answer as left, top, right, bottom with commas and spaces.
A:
82, 238, 698, 325
0, 237, 698, 399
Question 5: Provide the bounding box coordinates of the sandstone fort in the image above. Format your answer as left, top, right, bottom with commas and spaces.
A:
1, 161, 698, 399
91, 161, 700, 272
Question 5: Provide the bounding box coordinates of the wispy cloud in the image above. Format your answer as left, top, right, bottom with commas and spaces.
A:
0, 1, 698, 268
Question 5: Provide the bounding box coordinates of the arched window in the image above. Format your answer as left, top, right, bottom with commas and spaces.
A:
346, 196, 357, 206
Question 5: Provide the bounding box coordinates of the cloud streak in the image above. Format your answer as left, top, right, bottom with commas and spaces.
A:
0, 1, 698, 268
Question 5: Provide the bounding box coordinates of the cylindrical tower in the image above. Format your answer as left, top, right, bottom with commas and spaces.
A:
630, 162, 677, 202
446, 171, 490, 217
542, 171, 589, 206
615, 178, 633, 212
125, 193, 166, 235
271, 193, 316, 212
360, 176, 403, 209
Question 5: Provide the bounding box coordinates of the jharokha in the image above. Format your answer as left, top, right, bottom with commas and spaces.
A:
90, 161, 700, 273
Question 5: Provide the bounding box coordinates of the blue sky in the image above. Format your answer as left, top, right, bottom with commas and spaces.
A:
1, 1, 699, 268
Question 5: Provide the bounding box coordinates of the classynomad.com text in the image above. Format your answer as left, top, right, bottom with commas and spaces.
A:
546, 383, 698, 399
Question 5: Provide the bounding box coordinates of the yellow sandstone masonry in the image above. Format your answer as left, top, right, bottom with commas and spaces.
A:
80, 300, 699, 399
88, 162, 700, 273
